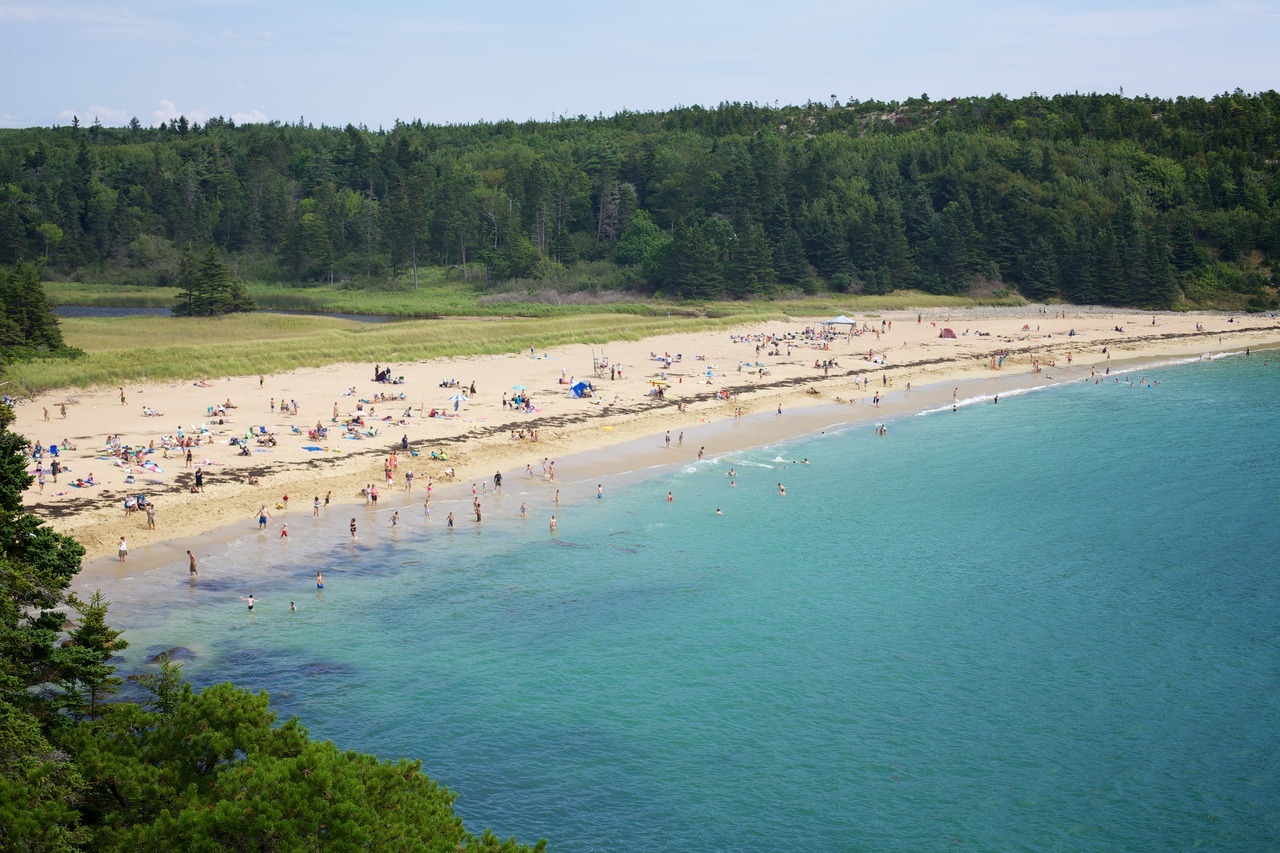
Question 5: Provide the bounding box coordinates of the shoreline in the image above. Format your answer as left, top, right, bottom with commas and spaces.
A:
9, 307, 1276, 588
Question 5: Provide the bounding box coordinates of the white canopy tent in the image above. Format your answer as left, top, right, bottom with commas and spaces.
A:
822, 315, 859, 336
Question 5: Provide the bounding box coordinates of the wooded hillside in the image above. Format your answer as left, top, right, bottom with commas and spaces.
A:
2, 90, 1277, 309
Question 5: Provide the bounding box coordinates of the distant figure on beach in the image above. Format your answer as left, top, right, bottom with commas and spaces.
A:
390, 511, 399, 527
119, 387, 126, 406
493, 470, 502, 490
423, 497, 431, 516
187, 550, 198, 577
316, 572, 324, 589
118, 536, 127, 563
279, 524, 288, 539
349, 518, 357, 539
666, 431, 671, 448
520, 501, 527, 518
240, 594, 258, 611
313, 496, 321, 517
697, 446, 705, 461
549, 515, 557, 532
667, 491, 674, 502
446, 512, 455, 528
256, 506, 271, 529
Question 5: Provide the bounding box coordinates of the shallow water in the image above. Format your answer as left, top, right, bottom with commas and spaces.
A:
97, 355, 1280, 851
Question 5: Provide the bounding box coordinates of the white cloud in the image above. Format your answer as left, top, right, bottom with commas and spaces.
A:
151, 99, 212, 125
231, 109, 269, 125
152, 98, 180, 123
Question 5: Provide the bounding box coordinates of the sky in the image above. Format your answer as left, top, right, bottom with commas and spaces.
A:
1, 0, 1277, 129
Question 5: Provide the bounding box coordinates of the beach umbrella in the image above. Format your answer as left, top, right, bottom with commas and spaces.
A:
447, 394, 468, 402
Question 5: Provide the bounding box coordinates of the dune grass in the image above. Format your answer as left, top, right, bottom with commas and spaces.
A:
5, 312, 771, 394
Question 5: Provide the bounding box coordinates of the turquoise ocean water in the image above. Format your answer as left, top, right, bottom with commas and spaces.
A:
96, 354, 1280, 851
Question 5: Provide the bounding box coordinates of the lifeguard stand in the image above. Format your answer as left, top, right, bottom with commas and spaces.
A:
592, 346, 609, 379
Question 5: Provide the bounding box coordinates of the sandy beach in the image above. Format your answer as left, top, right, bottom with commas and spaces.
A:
12, 306, 1279, 581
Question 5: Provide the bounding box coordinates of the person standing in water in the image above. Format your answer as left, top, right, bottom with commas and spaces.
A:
187, 550, 198, 577
316, 572, 324, 589
349, 518, 357, 539
240, 594, 259, 611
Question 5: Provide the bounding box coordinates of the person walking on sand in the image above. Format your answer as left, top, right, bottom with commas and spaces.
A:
119, 387, 126, 406
187, 550, 198, 577
194, 467, 204, 492
118, 536, 127, 563
256, 506, 271, 530
60, 402, 67, 418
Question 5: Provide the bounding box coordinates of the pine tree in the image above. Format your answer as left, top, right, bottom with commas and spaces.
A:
58, 591, 127, 720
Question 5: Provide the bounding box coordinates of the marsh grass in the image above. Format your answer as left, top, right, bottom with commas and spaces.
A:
43, 281, 1019, 319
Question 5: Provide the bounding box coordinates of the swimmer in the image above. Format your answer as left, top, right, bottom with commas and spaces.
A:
667, 491, 674, 502
549, 515, 557, 531
597, 484, 603, 500
316, 572, 324, 589
290, 601, 296, 612
389, 511, 399, 527
715, 508, 723, 515
240, 594, 258, 611
423, 497, 431, 516
446, 512, 454, 528
777, 483, 786, 496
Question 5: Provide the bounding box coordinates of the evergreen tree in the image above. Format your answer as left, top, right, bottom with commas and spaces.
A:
58, 591, 127, 720
0, 262, 66, 353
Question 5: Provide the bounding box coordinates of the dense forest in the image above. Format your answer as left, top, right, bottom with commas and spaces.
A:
1, 91, 1278, 310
